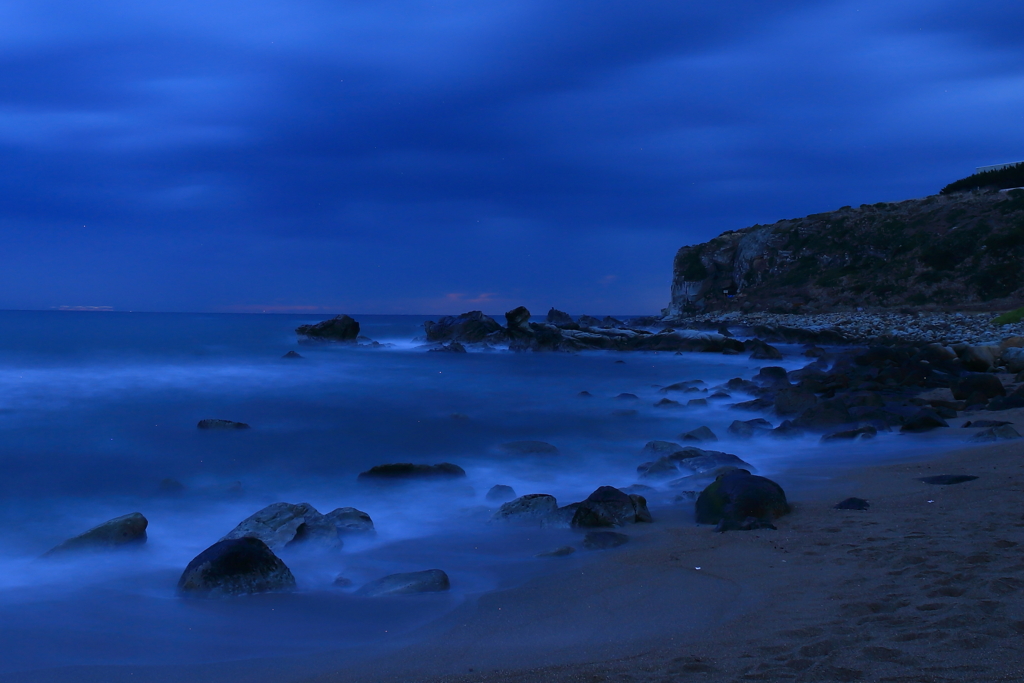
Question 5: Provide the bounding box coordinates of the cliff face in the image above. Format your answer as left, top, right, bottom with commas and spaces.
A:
664, 190, 1024, 317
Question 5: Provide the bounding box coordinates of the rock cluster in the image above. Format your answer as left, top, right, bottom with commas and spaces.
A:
491, 486, 652, 529
220, 502, 374, 552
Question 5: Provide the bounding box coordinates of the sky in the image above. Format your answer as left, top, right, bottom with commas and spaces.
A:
1, 1, 1023, 315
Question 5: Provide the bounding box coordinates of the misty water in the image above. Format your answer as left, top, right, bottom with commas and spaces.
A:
0, 311, 963, 675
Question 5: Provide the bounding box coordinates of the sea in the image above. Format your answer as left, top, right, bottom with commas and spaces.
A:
0, 310, 965, 677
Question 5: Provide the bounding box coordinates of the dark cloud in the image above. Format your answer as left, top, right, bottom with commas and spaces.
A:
1, 0, 1022, 313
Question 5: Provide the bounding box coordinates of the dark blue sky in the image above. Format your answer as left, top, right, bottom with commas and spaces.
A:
2, 1, 1022, 315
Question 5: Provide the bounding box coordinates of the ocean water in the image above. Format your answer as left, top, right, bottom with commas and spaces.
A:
0, 311, 961, 676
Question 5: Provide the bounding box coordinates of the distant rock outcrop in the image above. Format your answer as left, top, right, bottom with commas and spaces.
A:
424, 311, 504, 343
296, 314, 360, 341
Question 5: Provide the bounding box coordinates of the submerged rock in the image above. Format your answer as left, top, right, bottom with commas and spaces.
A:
43, 512, 148, 557
282, 350, 303, 359
681, 426, 717, 442
498, 441, 559, 455
695, 470, 790, 530
727, 418, 774, 439
485, 484, 517, 503
178, 537, 295, 598
429, 341, 467, 353
355, 569, 450, 597
197, 419, 250, 430
323, 507, 375, 535
358, 463, 466, 481
296, 314, 360, 342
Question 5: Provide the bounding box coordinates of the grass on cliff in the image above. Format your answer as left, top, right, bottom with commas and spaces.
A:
942, 163, 1024, 195
992, 307, 1024, 325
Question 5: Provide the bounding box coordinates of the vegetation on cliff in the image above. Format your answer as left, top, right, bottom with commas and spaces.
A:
665, 189, 1024, 317
941, 163, 1024, 195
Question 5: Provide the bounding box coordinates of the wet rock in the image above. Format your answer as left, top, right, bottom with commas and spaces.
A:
659, 380, 706, 393
768, 420, 804, 439
687, 398, 708, 407
491, 494, 559, 524
498, 441, 559, 455
582, 531, 629, 550
638, 446, 752, 479
282, 350, 303, 359
505, 306, 531, 330
834, 497, 870, 510
986, 394, 1024, 411
358, 463, 466, 482
793, 399, 852, 429
951, 373, 1006, 400
917, 475, 978, 485
221, 502, 342, 551
639, 441, 683, 459
732, 397, 776, 411
424, 311, 503, 343
197, 419, 250, 430
681, 426, 717, 442
570, 486, 651, 528
709, 391, 731, 399
43, 512, 148, 557
324, 507, 375, 535
355, 569, 450, 597
774, 388, 818, 416
722, 377, 760, 394
1002, 347, 1024, 373
961, 419, 1013, 428
753, 366, 790, 387
485, 484, 517, 503
821, 425, 877, 442
296, 315, 360, 342
695, 470, 790, 529
727, 418, 774, 438
177, 537, 296, 597
654, 398, 681, 408
536, 546, 575, 558
899, 409, 949, 433
429, 341, 467, 353
748, 340, 783, 360
969, 425, 1022, 442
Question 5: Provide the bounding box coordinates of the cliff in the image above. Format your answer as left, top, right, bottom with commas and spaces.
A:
664, 189, 1024, 318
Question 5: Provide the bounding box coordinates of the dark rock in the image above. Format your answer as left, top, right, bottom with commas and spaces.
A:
969, 425, 1022, 442
429, 341, 467, 353
614, 359, 626, 364
177, 537, 295, 597
577, 391, 592, 397
723, 377, 759, 393
296, 315, 360, 342
774, 389, 818, 416
570, 486, 652, 528
451, 413, 469, 420
821, 425, 877, 442
654, 398, 681, 408
616, 393, 638, 400
358, 463, 466, 481
753, 366, 790, 387
732, 397, 776, 411
638, 446, 752, 479
962, 420, 1012, 428
986, 394, 1024, 411
546, 308, 574, 325
578, 315, 602, 327
582, 531, 629, 550
486, 484, 517, 503
324, 507, 375, 535
424, 311, 503, 343
601, 316, 624, 328
687, 398, 708, 407
638, 440, 683, 460
917, 475, 978, 485
536, 546, 575, 557
710, 391, 731, 399
715, 516, 778, 532
952, 373, 1006, 401
222, 503, 341, 551
355, 569, 450, 597
492, 494, 559, 525
332, 575, 353, 587
748, 340, 783, 360
505, 306, 531, 329
768, 420, 804, 439
197, 419, 250, 430
899, 409, 949, 433
695, 470, 790, 528
959, 345, 998, 372
282, 350, 303, 359
834, 497, 870, 510
498, 440, 559, 455
43, 512, 148, 557
793, 399, 852, 429
727, 418, 774, 438
681, 426, 717, 442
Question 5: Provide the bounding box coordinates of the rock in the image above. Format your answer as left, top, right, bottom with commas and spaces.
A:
491, 494, 559, 524
723, 377, 760, 393
727, 418, 773, 438
355, 569, 450, 597
986, 394, 1024, 411
654, 398, 681, 407
616, 393, 638, 400
570, 486, 651, 528
965, 390, 993, 407
358, 463, 466, 482
659, 380, 706, 393
969, 425, 1022, 442
695, 470, 790, 529
917, 475, 978, 485
221, 502, 342, 551
1002, 347, 1024, 372
282, 350, 303, 359
546, 308, 574, 325
429, 341, 467, 353
424, 311, 503, 343
505, 306, 531, 329
177, 537, 296, 597
577, 391, 592, 397
43, 512, 148, 557
959, 345, 998, 372
748, 340, 783, 360
899, 409, 949, 433
296, 315, 360, 342
793, 399, 852, 429
687, 398, 708, 407
753, 366, 790, 387
710, 391, 731, 399
498, 441, 559, 455
962, 419, 1012, 428
951, 373, 1006, 400
197, 419, 250, 430
768, 420, 803, 439
638, 446, 752, 479
821, 425, 877, 442
681, 426, 717, 442
578, 315, 602, 327
486, 484, 517, 503
582, 531, 629, 550
535, 546, 575, 558
834, 497, 870, 510
333, 575, 353, 587
774, 389, 818, 416
323, 507, 375, 535
639, 441, 683, 460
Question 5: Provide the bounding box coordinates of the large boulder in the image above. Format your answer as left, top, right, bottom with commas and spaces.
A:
951, 373, 1006, 400
358, 463, 466, 482
505, 306, 531, 330
959, 345, 999, 372
177, 537, 296, 597
570, 486, 652, 528
323, 507, 375, 535
221, 502, 342, 551
197, 419, 250, 430
43, 512, 148, 557
296, 315, 360, 341
355, 569, 450, 597
423, 311, 503, 343
695, 470, 790, 530
638, 446, 752, 479
491, 494, 559, 524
